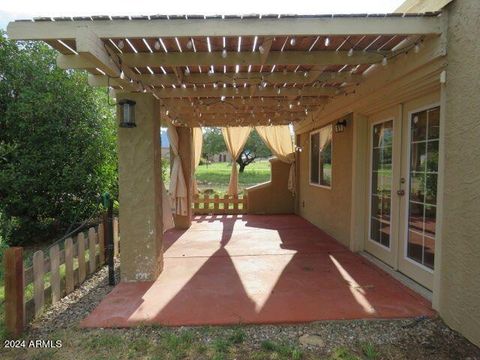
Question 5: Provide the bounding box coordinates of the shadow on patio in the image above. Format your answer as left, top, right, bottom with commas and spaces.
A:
80, 215, 434, 328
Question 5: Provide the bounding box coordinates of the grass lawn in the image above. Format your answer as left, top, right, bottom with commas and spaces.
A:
0, 325, 384, 360
195, 160, 271, 195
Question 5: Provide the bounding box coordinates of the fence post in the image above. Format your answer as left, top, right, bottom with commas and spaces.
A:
5, 247, 24, 337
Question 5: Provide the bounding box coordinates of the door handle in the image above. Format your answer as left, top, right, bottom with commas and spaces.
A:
397, 189, 405, 196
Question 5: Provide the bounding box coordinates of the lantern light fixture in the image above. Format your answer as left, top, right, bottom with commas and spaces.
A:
334, 119, 348, 133
118, 99, 136, 128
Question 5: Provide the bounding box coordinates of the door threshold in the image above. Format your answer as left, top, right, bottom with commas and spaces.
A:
360, 251, 433, 303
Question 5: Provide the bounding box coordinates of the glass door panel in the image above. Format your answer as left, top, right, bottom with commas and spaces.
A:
406, 107, 440, 270
369, 120, 394, 249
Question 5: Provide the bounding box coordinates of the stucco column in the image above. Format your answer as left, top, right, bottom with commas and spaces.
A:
436, 0, 480, 347
118, 93, 163, 282
174, 127, 193, 229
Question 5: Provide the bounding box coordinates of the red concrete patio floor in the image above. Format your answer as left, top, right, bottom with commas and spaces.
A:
81, 215, 434, 328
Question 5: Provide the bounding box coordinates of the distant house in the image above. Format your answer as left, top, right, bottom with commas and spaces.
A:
211, 151, 231, 163
160, 129, 170, 159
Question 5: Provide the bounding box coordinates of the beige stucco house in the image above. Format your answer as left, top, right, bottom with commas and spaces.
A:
7, 0, 480, 346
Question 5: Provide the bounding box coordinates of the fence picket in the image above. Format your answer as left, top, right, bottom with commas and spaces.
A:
49, 245, 61, 304
65, 237, 74, 294
192, 194, 248, 215
88, 227, 97, 273
32, 250, 45, 316
77, 233, 86, 283
113, 218, 119, 257
97, 223, 105, 265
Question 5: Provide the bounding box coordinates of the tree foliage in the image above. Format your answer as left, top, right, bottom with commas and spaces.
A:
202, 127, 226, 159
0, 31, 118, 245
202, 127, 271, 171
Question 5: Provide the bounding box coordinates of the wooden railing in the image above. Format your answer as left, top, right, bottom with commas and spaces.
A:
193, 194, 248, 214
4, 217, 119, 337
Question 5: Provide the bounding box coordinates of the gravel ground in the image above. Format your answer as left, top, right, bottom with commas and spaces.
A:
2, 262, 479, 360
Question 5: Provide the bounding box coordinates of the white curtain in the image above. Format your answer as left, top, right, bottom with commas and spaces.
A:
255, 125, 296, 193
167, 125, 188, 215
192, 127, 203, 195
221, 126, 252, 196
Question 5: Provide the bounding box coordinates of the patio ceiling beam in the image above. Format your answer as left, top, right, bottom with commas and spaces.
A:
75, 27, 120, 78
58, 51, 384, 70
118, 51, 384, 67
7, 16, 443, 40
88, 72, 362, 87
154, 86, 338, 98
160, 97, 327, 108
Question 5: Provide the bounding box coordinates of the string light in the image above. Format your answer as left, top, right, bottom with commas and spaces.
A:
324, 37, 330, 47
186, 39, 193, 50
348, 48, 354, 57
154, 41, 161, 50
222, 49, 228, 58
303, 71, 309, 77
258, 45, 265, 54
117, 40, 125, 49
289, 37, 296, 46
184, 67, 190, 76
382, 56, 388, 66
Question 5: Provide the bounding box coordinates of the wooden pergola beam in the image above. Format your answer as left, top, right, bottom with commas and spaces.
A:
88, 72, 362, 87
59, 51, 384, 71
161, 97, 327, 108
7, 15, 443, 40
75, 27, 120, 78
154, 86, 338, 98
118, 51, 384, 67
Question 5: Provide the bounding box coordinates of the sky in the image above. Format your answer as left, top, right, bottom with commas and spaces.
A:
0, 0, 405, 30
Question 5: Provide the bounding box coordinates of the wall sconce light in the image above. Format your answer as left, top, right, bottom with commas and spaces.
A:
118, 99, 136, 128
334, 119, 347, 133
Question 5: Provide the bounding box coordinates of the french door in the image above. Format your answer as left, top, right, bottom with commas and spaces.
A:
366, 104, 440, 290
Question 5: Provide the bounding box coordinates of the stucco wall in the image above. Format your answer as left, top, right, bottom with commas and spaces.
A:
297, 115, 353, 247
438, 0, 480, 347
118, 93, 163, 282
246, 158, 294, 214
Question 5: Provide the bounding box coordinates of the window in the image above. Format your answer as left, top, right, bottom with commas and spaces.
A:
309, 125, 333, 187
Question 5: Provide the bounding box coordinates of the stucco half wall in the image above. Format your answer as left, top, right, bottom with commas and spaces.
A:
246, 158, 294, 214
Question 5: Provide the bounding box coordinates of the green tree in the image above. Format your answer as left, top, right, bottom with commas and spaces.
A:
237, 130, 272, 172
0, 31, 118, 245
202, 127, 226, 159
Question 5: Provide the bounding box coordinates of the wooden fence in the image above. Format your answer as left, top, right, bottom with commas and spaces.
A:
192, 194, 248, 215
4, 217, 119, 337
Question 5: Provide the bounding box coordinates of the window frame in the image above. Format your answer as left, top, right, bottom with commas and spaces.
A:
309, 125, 333, 189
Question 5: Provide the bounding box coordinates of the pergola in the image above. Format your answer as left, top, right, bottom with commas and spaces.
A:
7, 13, 444, 127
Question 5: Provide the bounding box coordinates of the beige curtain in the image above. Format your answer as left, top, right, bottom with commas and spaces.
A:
255, 125, 296, 193
192, 127, 203, 195
167, 125, 188, 215
162, 183, 175, 232
222, 126, 252, 195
